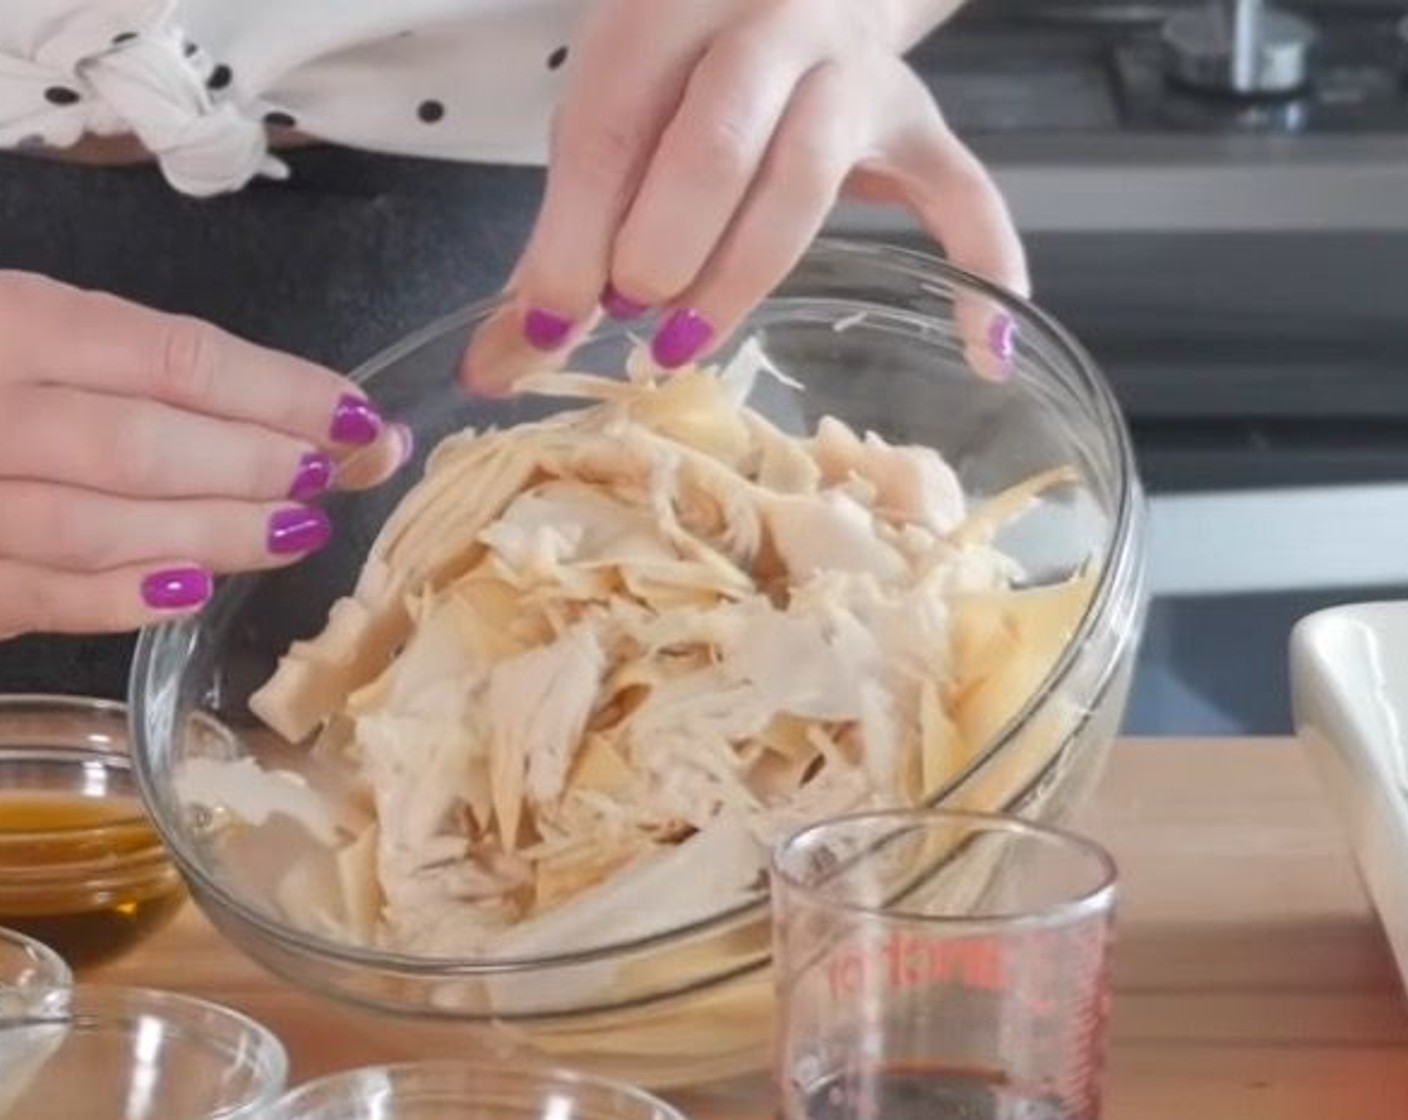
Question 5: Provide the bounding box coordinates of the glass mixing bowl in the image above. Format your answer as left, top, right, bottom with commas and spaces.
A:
130, 240, 1146, 1088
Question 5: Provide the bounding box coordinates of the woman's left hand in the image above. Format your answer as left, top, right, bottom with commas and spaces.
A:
463, 0, 1026, 393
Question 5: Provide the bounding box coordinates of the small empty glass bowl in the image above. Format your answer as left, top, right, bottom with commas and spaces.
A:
269, 1062, 689, 1120
0, 984, 288, 1120
0, 695, 186, 967
0, 924, 70, 1014
0, 927, 72, 1118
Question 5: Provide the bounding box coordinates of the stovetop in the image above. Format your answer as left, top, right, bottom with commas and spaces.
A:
909, 1, 1408, 137
840, 0, 1408, 473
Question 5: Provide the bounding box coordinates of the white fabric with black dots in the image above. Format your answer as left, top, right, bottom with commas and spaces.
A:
0, 0, 587, 196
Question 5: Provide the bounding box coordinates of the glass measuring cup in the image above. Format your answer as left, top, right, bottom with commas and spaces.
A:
771, 810, 1117, 1120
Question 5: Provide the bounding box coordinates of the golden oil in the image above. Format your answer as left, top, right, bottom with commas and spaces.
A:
0, 791, 186, 968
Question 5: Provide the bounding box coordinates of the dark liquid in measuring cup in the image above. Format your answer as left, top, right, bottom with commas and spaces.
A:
803, 1066, 1077, 1120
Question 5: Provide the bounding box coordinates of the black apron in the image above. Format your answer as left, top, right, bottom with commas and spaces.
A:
0, 145, 544, 697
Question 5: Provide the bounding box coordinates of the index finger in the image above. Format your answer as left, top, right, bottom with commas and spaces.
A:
508, 0, 712, 334
0, 272, 387, 451
460, 3, 698, 394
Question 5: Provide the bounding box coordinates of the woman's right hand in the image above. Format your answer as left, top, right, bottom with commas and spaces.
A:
0, 272, 408, 639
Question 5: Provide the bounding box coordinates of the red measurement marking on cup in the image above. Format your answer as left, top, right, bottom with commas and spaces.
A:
823, 923, 1111, 1006
826, 932, 1006, 996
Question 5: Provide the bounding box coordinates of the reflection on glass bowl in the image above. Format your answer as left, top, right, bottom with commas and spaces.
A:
0, 924, 72, 1116
0, 923, 70, 1010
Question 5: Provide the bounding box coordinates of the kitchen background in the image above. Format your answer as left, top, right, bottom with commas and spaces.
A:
0, 0, 1401, 737
828, 0, 1408, 735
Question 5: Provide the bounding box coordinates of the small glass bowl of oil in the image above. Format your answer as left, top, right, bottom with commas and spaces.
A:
0, 695, 186, 969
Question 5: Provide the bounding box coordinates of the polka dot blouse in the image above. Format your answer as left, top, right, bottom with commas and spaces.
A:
0, 0, 588, 196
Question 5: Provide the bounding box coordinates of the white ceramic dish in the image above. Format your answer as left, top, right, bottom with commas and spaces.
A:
1290, 600, 1408, 996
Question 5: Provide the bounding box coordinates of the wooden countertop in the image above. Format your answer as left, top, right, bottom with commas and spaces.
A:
93, 737, 1408, 1119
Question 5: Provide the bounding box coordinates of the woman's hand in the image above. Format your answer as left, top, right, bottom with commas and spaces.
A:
463, 0, 1025, 392
0, 272, 407, 638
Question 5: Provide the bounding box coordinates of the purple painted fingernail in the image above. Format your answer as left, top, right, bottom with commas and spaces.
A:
391, 422, 415, 468
141, 566, 213, 611
268, 506, 332, 556
988, 313, 1017, 368
601, 284, 649, 321
288, 451, 333, 502
329, 394, 383, 445
523, 307, 574, 351
651, 309, 714, 370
